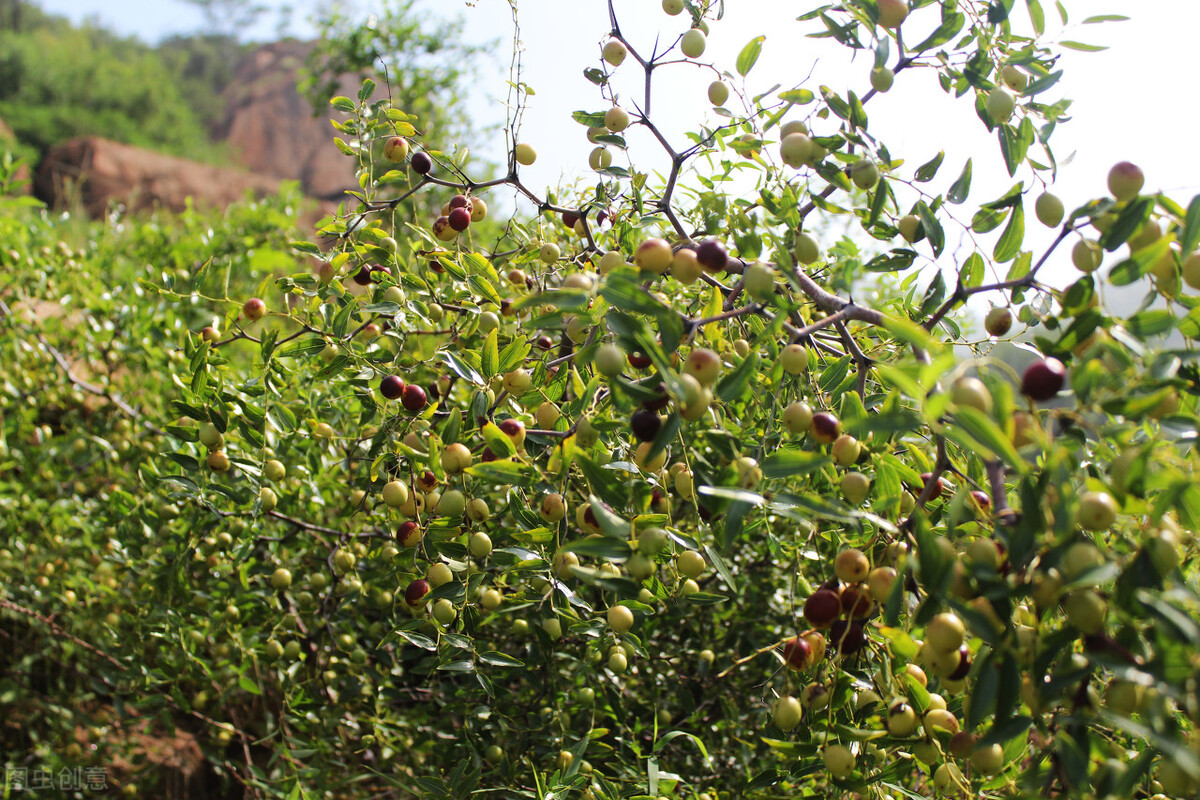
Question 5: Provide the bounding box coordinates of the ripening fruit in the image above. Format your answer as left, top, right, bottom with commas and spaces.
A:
898, 214, 923, 244
1107, 161, 1145, 202
671, 248, 703, 283
382, 480, 409, 508
604, 106, 630, 132
480, 588, 502, 610
540, 492, 567, 523
636, 238, 673, 272
708, 80, 730, 106
441, 442, 472, 474
950, 376, 993, 414
678, 549, 706, 579
870, 66, 894, 92
503, 368, 533, 396
809, 412, 841, 445
1075, 491, 1118, 531
841, 472, 870, 505
539, 242, 561, 264
243, 298, 266, 321
595, 343, 626, 377
783, 401, 814, 434
823, 744, 855, 779
772, 695, 803, 731
1035, 192, 1065, 227
780, 133, 815, 168
877, 0, 909, 27
835, 548, 870, 583
468, 531, 492, 558
795, 232, 820, 264
985, 306, 1012, 337
259, 486, 278, 511
926, 612, 966, 653
207, 451, 231, 472
987, 87, 1015, 124
832, 435, 861, 466
602, 39, 627, 66
681, 29, 707, 59
779, 344, 809, 375
743, 262, 776, 300
199, 422, 224, 450
662, 0, 684, 13
589, 146, 613, 171
684, 348, 722, 386
270, 567, 292, 591
471, 197, 488, 223
607, 604, 635, 634
695, 239, 727, 271
514, 143, 537, 166
804, 589, 842, 628
263, 459, 286, 482
850, 159, 880, 190
1071, 239, 1102, 272
411, 151, 432, 174
383, 136, 409, 162
887, 699, 919, 736
867, 566, 896, 602
1020, 357, 1066, 402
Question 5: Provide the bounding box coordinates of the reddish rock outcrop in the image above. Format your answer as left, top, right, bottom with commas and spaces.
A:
34, 137, 282, 217
217, 41, 357, 200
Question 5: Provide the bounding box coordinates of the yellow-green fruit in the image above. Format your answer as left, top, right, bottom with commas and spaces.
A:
950, 376, 993, 414
678, 550, 706, 579
603, 39, 627, 66
681, 29, 707, 59
514, 142, 537, 166
607, 604, 635, 634
743, 262, 776, 300
987, 87, 1015, 124
1035, 192, 1064, 227
382, 480, 409, 508
783, 401, 813, 434
1063, 589, 1107, 634
841, 472, 870, 505
898, 214, 922, 244
823, 744, 855, 779
850, 159, 880, 190
772, 695, 803, 731
795, 232, 820, 264
589, 146, 613, 171
1071, 239, 1102, 272
604, 106, 630, 132
870, 66, 894, 92
263, 459, 286, 482
708, 80, 730, 106
780, 133, 815, 168
780, 344, 809, 375
1001, 64, 1028, 91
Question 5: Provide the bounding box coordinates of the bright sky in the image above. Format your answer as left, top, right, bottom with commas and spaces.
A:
35, 0, 1200, 300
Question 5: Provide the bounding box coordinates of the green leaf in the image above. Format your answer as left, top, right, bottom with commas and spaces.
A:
736, 36, 765, 76
480, 422, 517, 458
914, 151, 944, 183
993, 200, 1025, 263
761, 450, 830, 478
465, 460, 534, 486
716, 352, 759, 402
481, 329, 499, 378
1060, 40, 1107, 51
946, 406, 1026, 471
1181, 195, 1200, 255
1126, 309, 1175, 338
274, 338, 328, 359
947, 159, 972, 204
477, 651, 524, 668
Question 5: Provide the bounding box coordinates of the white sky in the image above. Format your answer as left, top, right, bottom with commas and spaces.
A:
35, 0, 1200, 300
